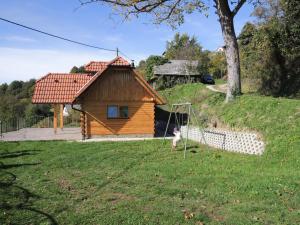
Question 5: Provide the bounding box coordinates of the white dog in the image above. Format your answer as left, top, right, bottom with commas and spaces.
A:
172, 127, 181, 150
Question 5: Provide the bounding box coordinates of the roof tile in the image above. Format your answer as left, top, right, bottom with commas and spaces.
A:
84, 56, 130, 72
32, 73, 93, 104
84, 61, 107, 72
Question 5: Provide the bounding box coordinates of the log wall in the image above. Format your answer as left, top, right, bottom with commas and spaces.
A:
81, 68, 155, 136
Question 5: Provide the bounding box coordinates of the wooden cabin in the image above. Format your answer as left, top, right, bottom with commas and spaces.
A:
32, 56, 166, 139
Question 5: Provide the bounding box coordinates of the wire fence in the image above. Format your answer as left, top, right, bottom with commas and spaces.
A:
0, 116, 80, 137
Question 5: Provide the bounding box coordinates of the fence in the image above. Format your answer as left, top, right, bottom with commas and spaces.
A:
0, 116, 80, 137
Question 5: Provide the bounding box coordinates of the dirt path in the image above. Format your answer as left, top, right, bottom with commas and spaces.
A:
206, 84, 227, 93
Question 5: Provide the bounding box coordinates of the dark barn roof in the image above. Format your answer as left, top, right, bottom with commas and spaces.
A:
153, 60, 200, 76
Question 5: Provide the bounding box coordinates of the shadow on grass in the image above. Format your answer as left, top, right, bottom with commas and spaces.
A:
0, 150, 41, 159
174, 145, 199, 153
0, 149, 58, 225
96, 150, 154, 190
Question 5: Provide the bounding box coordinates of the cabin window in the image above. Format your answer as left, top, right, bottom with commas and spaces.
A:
107, 105, 118, 118
107, 105, 129, 119
120, 106, 129, 118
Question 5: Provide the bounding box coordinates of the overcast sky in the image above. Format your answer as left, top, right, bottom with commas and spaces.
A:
0, 0, 255, 84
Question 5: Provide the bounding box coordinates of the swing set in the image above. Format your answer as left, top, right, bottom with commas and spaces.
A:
163, 102, 206, 158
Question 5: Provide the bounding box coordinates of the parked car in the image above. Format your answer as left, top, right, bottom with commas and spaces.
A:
201, 74, 215, 84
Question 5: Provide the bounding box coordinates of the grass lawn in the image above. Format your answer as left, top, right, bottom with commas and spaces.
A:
1, 83, 299, 224
0, 139, 299, 225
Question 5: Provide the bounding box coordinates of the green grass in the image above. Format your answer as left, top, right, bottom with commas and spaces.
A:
160, 83, 300, 158
1, 140, 299, 225
1, 83, 299, 224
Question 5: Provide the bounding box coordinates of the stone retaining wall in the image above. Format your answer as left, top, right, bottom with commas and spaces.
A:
181, 126, 265, 155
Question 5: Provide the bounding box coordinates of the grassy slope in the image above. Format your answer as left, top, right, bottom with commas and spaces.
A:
160, 83, 300, 158
0, 84, 299, 225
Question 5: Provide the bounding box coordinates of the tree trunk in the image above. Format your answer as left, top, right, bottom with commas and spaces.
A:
215, 0, 241, 102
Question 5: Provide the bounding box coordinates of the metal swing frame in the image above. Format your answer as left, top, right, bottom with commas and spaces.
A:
163, 102, 206, 159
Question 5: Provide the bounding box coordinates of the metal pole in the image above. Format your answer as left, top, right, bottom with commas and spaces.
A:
191, 107, 207, 145
184, 104, 191, 159
163, 105, 173, 140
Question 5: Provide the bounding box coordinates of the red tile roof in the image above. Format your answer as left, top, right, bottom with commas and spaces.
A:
109, 56, 131, 66
32, 73, 93, 104
32, 56, 165, 105
84, 61, 107, 72
84, 56, 130, 72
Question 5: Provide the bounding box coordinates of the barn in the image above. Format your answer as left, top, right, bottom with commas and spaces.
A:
32, 56, 166, 139
151, 60, 201, 89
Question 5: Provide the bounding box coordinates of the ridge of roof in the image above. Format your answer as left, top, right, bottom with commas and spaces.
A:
133, 70, 166, 105
74, 66, 109, 99
108, 56, 130, 66
84, 56, 130, 72
74, 56, 131, 99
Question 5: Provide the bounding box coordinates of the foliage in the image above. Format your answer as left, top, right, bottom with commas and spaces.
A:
208, 52, 227, 78
136, 60, 147, 77
165, 33, 210, 75
238, 0, 300, 97
0, 80, 51, 121
70, 66, 87, 73
139, 55, 168, 81
138, 33, 212, 90
165, 33, 202, 60
81, 0, 209, 27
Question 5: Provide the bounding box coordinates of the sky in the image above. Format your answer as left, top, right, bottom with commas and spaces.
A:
0, 0, 255, 83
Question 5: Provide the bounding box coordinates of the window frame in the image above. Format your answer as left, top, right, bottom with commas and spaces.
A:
119, 106, 129, 119
106, 105, 129, 119
107, 105, 119, 119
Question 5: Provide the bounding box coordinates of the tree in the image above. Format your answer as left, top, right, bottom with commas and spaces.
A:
143, 55, 168, 81
165, 33, 203, 60
70, 66, 87, 73
164, 33, 210, 75
0, 83, 8, 96
136, 60, 147, 77
238, 0, 300, 97
80, 0, 250, 102
0, 79, 52, 121
209, 51, 226, 78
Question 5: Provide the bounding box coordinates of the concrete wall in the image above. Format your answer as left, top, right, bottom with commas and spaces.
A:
181, 126, 265, 155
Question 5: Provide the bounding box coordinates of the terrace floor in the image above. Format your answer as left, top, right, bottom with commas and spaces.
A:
0, 128, 82, 141
0, 128, 171, 142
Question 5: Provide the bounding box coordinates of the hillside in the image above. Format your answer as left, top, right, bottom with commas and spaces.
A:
159, 83, 300, 158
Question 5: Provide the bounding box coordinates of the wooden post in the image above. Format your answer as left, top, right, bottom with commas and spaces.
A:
85, 113, 88, 138
60, 104, 64, 130
53, 104, 58, 134
80, 112, 86, 140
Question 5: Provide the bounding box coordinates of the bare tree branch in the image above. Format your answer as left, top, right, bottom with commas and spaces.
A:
156, 0, 182, 21
232, 0, 247, 17
133, 0, 170, 13
79, 0, 206, 26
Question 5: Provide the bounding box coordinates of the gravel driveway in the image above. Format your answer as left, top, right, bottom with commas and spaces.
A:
0, 128, 81, 141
